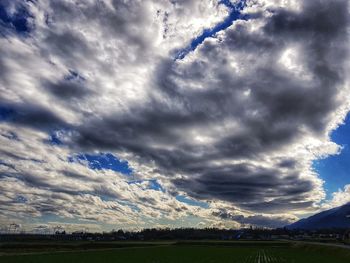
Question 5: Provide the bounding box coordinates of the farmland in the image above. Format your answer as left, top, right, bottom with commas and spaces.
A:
1, 241, 350, 263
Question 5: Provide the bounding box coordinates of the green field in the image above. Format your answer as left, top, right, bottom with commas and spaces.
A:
1, 242, 350, 263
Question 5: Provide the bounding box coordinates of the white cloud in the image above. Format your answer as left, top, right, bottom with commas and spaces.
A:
322, 185, 350, 210
0, 0, 349, 230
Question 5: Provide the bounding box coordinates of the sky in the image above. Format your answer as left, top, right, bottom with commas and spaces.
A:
0, 0, 349, 233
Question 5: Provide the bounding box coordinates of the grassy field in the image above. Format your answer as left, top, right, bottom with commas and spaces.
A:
1, 241, 350, 263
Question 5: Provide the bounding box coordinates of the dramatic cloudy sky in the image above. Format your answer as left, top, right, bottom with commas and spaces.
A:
0, 0, 350, 233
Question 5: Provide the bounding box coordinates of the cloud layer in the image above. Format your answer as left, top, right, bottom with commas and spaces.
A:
0, 0, 349, 232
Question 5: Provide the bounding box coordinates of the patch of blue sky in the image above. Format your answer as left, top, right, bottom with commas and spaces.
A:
0, 1, 32, 35
148, 179, 164, 191
219, 0, 246, 10
69, 153, 132, 175
45, 129, 70, 146
64, 69, 85, 82
48, 133, 63, 145
0, 106, 16, 121
128, 179, 165, 192
176, 195, 209, 209
314, 113, 350, 199
15, 195, 27, 203
36, 128, 67, 146
175, 0, 248, 60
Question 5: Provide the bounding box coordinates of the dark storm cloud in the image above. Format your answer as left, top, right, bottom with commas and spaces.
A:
173, 164, 315, 213
0, 102, 67, 130
44, 78, 92, 100
213, 210, 292, 228
42, 30, 92, 64
60, 170, 102, 183
45, 0, 153, 61
0, 169, 91, 198
64, 0, 349, 213
0, 0, 349, 222
0, 149, 42, 163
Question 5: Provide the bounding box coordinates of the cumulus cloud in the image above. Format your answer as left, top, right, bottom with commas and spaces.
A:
321, 185, 350, 210
0, 0, 349, 230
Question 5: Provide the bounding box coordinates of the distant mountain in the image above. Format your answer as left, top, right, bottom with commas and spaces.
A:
287, 203, 350, 229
